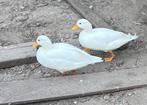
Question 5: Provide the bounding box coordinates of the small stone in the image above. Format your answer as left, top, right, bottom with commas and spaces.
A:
36, 22, 41, 26
65, 35, 70, 39
15, 15, 29, 22
57, 0, 62, 2
38, 71, 42, 73
103, 95, 110, 100
20, 6, 25, 10
141, 12, 147, 16
73, 101, 77, 104
89, 5, 93, 9
127, 92, 133, 96
80, 80, 83, 82
60, 38, 65, 42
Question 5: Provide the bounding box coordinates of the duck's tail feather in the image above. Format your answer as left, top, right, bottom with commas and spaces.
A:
127, 33, 139, 40
90, 55, 103, 63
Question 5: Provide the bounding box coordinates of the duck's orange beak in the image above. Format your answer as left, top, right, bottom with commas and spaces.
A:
72, 24, 80, 31
32, 41, 40, 49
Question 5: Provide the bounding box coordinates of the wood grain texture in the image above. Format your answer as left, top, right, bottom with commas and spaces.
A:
0, 66, 147, 105
0, 42, 36, 69
66, 0, 111, 28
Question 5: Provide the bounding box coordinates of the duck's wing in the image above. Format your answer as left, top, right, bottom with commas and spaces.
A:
47, 43, 102, 62
80, 28, 127, 49
53, 43, 78, 50
92, 28, 138, 50
93, 28, 128, 43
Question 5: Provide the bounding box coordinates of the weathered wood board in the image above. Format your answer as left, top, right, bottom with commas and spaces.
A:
0, 42, 36, 69
66, 0, 111, 28
0, 66, 147, 105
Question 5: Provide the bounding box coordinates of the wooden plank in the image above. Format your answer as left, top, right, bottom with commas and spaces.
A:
0, 66, 147, 105
66, 0, 111, 28
0, 42, 36, 69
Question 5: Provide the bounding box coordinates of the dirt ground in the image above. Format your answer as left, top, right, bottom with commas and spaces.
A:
0, 0, 80, 46
0, 0, 147, 105
0, 0, 81, 81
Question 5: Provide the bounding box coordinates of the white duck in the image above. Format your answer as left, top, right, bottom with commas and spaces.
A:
32, 35, 103, 73
72, 19, 138, 62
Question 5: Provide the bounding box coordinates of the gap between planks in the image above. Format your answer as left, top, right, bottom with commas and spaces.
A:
0, 66, 147, 105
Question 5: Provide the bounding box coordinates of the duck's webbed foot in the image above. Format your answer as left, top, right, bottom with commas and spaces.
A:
104, 51, 115, 62
84, 48, 91, 53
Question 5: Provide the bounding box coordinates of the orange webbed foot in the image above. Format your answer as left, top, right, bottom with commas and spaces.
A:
104, 51, 115, 62
84, 48, 91, 53
104, 57, 113, 62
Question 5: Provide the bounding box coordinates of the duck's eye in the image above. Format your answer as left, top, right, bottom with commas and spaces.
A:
38, 39, 40, 42
79, 23, 82, 25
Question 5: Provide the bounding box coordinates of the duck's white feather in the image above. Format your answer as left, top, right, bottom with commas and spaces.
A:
79, 28, 138, 51
37, 43, 102, 73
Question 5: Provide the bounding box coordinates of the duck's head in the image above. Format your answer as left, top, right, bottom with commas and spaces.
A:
72, 19, 92, 31
33, 35, 52, 49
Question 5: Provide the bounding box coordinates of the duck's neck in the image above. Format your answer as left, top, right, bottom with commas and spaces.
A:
41, 42, 53, 50
83, 26, 93, 31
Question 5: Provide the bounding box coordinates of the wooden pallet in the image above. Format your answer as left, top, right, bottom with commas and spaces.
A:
1, 66, 147, 105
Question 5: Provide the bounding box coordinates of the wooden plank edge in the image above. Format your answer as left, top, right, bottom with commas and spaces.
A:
0, 56, 37, 69
66, 0, 111, 28
0, 66, 147, 105
3, 84, 146, 105
0, 42, 37, 69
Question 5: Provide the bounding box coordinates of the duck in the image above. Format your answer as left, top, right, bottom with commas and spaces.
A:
32, 35, 103, 73
72, 19, 138, 62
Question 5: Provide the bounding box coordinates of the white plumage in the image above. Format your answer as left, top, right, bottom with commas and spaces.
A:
33, 35, 103, 73
72, 19, 138, 62
79, 28, 138, 52
74, 19, 138, 52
